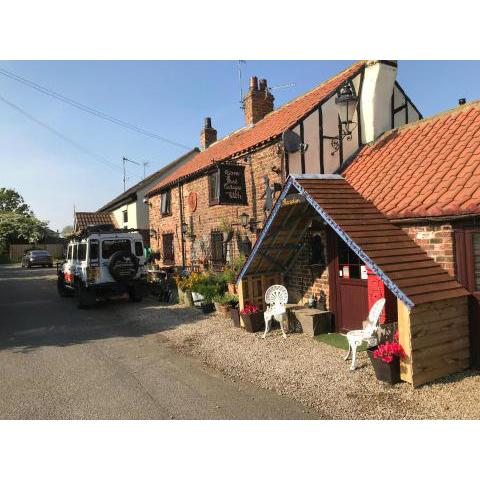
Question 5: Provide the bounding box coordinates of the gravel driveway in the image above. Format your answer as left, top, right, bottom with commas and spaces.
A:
139, 304, 480, 419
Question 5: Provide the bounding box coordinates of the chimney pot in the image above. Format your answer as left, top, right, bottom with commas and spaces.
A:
200, 117, 217, 151
243, 76, 274, 125
459, 98, 466, 105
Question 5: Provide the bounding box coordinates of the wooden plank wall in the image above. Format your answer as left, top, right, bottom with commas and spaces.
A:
238, 273, 283, 312
398, 296, 470, 387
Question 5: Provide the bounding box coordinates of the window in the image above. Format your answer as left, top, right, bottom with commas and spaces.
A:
67, 245, 73, 260
162, 233, 174, 261
101, 239, 131, 259
78, 243, 87, 261
122, 209, 128, 224
89, 240, 99, 260
160, 190, 171, 216
73, 243, 78, 261
210, 230, 225, 267
338, 239, 365, 280
208, 171, 219, 205
135, 241, 143, 257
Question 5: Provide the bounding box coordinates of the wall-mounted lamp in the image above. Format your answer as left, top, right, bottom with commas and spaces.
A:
143, 196, 152, 206
234, 212, 260, 233
324, 82, 359, 155
149, 228, 158, 238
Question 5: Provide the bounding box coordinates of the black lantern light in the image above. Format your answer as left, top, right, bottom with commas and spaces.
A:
323, 82, 359, 155
239, 212, 249, 228
335, 83, 358, 136
181, 222, 188, 235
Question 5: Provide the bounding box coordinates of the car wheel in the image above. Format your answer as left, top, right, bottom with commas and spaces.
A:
27, 262, 31, 268
57, 276, 73, 297
77, 282, 96, 309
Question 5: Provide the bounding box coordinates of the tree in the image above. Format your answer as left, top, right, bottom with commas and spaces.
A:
0, 188, 32, 215
61, 225, 74, 237
0, 212, 48, 253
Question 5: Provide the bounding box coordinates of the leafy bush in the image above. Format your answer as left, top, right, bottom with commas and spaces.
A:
213, 293, 238, 305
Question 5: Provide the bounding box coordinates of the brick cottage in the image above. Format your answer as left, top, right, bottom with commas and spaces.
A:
146, 61, 480, 378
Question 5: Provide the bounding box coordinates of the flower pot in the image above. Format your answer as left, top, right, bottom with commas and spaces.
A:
177, 286, 185, 304
215, 303, 230, 316
227, 282, 237, 295
367, 347, 401, 385
199, 303, 214, 314
241, 311, 264, 333
183, 289, 194, 307
230, 307, 240, 328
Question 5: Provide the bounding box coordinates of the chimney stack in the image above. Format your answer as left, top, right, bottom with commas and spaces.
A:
243, 76, 274, 126
459, 98, 466, 105
200, 117, 217, 151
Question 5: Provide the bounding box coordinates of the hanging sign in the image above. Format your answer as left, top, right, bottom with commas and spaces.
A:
218, 164, 248, 205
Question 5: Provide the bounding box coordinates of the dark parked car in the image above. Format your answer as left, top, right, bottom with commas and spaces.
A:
21, 250, 53, 268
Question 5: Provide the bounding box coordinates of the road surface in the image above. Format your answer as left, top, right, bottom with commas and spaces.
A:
0, 265, 314, 419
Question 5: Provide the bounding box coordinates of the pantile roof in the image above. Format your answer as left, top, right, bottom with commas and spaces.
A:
239, 175, 468, 307
149, 61, 366, 196
344, 101, 480, 219
74, 212, 117, 232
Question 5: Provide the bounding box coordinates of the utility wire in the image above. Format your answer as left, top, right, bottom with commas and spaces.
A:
0, 92, 123, 172
0, 67, 193, 151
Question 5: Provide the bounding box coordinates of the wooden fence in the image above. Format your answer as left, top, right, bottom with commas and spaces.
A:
9, 243, 66, 262
238, 272, 284, 311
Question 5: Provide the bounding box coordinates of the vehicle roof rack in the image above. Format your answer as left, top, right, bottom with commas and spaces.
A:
71, 224, 141, 240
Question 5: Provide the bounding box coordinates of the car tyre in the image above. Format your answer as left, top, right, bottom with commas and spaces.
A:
77, 282, 96, 309
57, 276, 73, 297
27, 262, 32, 268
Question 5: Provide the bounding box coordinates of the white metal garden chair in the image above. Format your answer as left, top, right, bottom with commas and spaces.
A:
263, 285, 288, 339
344, 298, 385, 371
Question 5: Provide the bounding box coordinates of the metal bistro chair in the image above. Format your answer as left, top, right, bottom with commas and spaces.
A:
263, 285, 289, 339
344, 298, 386, 371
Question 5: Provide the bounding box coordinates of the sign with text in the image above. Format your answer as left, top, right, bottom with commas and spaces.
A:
218, 164, 248, 205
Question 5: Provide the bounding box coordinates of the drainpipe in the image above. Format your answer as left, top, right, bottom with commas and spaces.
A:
178, 182, 186, 268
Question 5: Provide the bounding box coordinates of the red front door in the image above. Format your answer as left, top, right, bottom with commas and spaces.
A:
328, 232, 369, 332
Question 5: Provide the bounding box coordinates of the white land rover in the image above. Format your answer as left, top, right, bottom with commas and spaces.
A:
57, 224, 146, 308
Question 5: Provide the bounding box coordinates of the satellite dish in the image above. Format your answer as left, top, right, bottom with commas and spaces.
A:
282, 130, 302, 153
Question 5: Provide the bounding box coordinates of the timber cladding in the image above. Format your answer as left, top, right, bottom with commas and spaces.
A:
398, 296, 470, 387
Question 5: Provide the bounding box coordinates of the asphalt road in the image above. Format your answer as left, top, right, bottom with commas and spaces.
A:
0, 265, 314, 419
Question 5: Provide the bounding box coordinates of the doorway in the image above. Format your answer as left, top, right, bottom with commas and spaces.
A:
328, 231, 369, 332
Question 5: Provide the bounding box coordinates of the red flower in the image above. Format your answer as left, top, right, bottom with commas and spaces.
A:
241, 303, 259, 315
373, 340, 406, 364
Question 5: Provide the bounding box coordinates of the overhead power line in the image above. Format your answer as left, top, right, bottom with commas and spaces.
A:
0, 92, 123, 172
0, 67, 192, 151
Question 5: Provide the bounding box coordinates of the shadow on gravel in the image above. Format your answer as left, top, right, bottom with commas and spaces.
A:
0, 266, 207, 353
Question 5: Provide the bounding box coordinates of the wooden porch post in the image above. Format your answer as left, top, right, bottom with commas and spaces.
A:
397, 299, 413, 385
238, 278, 245, 312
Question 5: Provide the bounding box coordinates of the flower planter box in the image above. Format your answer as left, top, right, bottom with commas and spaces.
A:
367, 347, 401, 385
230, 307, 241, 328
241, 311, 264, 333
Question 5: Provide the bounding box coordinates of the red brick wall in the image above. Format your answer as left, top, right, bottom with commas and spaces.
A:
285, 230, 330, 308
400, 223, 455, 276
149, 142, 283, 268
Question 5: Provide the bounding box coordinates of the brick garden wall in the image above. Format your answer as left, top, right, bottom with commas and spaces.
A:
149, 142, 283, 269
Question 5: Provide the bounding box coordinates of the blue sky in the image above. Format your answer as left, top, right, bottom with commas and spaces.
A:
1, 60, 480, 231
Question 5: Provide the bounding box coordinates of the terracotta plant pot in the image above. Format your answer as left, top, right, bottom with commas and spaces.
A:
214, 303, 230, 316
230, 307, 240, 327
241, 311, 264, 333
367, 347, 401, 385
